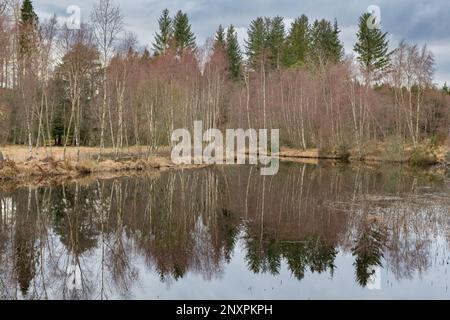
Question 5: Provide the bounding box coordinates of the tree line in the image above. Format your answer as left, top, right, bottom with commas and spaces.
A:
0, 0, 449, 161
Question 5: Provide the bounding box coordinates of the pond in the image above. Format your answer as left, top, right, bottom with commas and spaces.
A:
1, 162, 450, 299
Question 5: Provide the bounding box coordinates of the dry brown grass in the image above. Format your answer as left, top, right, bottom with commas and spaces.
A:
0, 145, 188, 183
0, 145, 154, 162
279, 147, 342, 159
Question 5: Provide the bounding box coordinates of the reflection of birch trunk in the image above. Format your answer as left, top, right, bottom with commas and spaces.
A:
65, 183, 88, 299
34, 189, 48, 299
245, 167, 253, 221
299, 164, 306, 227
260, 176, 265, 245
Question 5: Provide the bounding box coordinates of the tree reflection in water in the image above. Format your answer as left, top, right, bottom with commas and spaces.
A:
0, 163, 449, 299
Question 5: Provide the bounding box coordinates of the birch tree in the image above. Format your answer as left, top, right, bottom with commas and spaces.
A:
91, 0, 123, 160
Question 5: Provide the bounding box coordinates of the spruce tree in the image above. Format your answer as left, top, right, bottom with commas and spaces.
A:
21, 0, 38, 25
245, 17, 269, 69
214, 25, 226, 51
283, 15, 309, 68
308, 19, 343, 67
153, 9, 173, 56
267, 16, 285, 70
173, 10, 196, 54
330, 19, 344, 61
354, 12, 390, 82
226, 25, 242, 81
19, 0, 39, 56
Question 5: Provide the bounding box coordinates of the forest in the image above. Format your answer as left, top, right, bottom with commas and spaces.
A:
0, 0, 450, 164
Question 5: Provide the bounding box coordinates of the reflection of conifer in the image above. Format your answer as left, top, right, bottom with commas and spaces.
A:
219, 209, 240, 263
245, 240, 263, 273
305, 235, 337, 275
243, 227, 338, 280
281, 242, 308, 280
352, 219, 387, 287
172, 264, 185, 281
51, 185, 98, 255
15, 239, 36, 296
266, 240, 281, 275
244, 227, 263, 273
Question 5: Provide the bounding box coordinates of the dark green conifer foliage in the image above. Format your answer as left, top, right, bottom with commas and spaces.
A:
283, 15, 309, 68
173, 10, 196, 54
153, 9, 173, 56
245, 17, 270, 69
443, 82, 450, 94
226, 25, 242, 80
308, 19, 343, 67
214, 25, 226, 51
267, 16, 285, 70
354, 12, 390, 80
19, 0, 39, 57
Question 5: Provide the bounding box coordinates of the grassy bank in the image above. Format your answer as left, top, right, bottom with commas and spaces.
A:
1, 143, 449, 182
0, 146, 207, 183
279, 142, 450, 166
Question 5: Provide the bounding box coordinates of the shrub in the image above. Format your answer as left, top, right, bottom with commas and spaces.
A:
0, 160, 18, 180
75, 160, 96, 174
336, 144, 351, 161
445, 151, 450, 164
410, 146, 437, 166
383, 136, 405, 162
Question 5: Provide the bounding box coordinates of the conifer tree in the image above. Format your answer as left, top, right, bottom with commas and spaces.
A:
226, 25, 242, 80
443, 82, 450, 94
173, 10, 196, 54
354, 12, 390, 82
153, 9, 173, 56
19, 0, 39, 57
214, 25, 226, 51
267, 16, 285, 70
21, 0, 38, 25
246, 16, 287, 70
283, 15, 309, 68
141, 48, 151, 61
330, 19, 344, 61
245, 17, 269, 69
308, 18, 343, 67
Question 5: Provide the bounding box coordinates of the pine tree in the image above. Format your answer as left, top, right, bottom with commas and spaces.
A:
214, 25, 226, 51
226, 25, 242, 81
19, 0, 39, 57
173, 10, 196, 54
267, 16, 285, 70
245, 17, 269, 69
153, 9, 173, 56
282, 15, 309, 68
354, 12, 390, 82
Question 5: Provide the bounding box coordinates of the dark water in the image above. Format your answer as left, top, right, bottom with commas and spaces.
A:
1, 163, 450, 300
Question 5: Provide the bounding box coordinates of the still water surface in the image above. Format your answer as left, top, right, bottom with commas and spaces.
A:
1, 163, 450, 299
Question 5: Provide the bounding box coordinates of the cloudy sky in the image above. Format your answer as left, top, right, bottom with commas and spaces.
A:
34, 0, 450, 85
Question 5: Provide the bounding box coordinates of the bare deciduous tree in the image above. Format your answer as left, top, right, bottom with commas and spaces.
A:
90, 0, 123, 160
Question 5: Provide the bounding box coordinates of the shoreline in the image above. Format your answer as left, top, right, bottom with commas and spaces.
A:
1, 145, 449, 186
